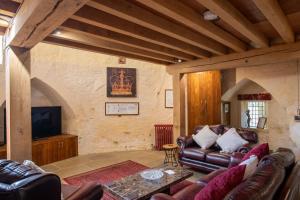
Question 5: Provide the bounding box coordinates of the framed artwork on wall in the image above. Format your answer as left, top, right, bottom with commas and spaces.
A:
107, 67, 136, 97
105, 102, 139, 115
257, 117, 267, 129
165, 89, 173, 108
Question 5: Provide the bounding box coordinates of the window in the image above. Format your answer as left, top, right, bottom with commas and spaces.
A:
241, 101, 267, 128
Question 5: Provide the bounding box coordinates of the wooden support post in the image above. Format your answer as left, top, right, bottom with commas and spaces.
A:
4, 46, 32, 162
172, 73, 186, 141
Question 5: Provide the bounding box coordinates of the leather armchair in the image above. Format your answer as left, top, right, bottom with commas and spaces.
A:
0, 160, 102, 200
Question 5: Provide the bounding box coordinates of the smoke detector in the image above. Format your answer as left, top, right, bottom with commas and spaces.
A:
203, 10, 219, 21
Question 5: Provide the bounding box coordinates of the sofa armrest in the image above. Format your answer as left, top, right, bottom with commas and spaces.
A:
11, 173, 61, 200
177, 136, 197, 149
62, 182, 103, 200
151, 193, 177, 200
237, 145, 251, 154
228, 152, 244, 168
196, 169, 227, 186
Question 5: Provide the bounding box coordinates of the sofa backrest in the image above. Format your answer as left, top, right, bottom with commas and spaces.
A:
193, 125, 225, 135
193, 125, 258, 144
224, 148, 296, 200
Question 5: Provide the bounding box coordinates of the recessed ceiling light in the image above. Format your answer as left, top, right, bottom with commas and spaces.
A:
203, 10, 219, 21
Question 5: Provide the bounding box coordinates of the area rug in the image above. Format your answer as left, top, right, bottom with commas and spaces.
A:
64, 160, 192, 200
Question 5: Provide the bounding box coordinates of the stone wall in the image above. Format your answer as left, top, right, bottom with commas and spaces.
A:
222, 62, 300, 159
0, 43, 173, 154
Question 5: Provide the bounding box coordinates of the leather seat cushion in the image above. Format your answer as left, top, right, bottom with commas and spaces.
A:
206, 152, 231, 167
182, 148, 213, 161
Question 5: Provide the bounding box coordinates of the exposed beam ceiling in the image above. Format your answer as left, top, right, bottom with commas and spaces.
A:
72, 6, 210, 58
197, 0, 269, 48
0, 0, 19, 17
44, 37, 169, 65
253, 0, 295, 43
6, 0, 89, 48
61, 19, 195, 61
136, 0, 247, 52
51, 29, 177, 63
87, 0, 227, 56
167, 41, 300, 74
1, 0, 300, 68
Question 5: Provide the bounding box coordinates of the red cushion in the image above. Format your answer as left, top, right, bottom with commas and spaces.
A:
242, 143, 269, 161
194, 165, 246, 200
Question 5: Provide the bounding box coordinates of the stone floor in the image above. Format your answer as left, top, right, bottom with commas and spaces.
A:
42, 150, 205, 182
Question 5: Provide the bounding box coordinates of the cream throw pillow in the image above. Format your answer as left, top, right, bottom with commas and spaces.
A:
239, 155, 258, 180
192, 125, 218, 149
216, 128, 249, 153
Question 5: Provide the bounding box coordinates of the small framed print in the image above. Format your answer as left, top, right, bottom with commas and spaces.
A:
105, 102, 139, 116
165, 89, 173, 108
257, 117, 267, 129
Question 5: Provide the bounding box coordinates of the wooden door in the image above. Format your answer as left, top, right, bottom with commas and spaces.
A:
187, 71, 221, 135
32, 142, 49, 166
48, 140, 60, 163
64, 136, 78, 158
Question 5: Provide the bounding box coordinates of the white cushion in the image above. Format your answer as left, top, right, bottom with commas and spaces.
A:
192, 125, 218, 149
239, 155, 258, 180
216, 128, 249, 153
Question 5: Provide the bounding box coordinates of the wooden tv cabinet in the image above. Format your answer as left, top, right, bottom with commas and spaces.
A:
0, 134, 78, 166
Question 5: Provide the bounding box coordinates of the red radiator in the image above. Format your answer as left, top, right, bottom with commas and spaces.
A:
154, 124, 173, 150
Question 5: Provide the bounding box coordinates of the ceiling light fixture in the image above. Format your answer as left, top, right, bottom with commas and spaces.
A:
53, 29, 61, 35
203, 10, 219, 21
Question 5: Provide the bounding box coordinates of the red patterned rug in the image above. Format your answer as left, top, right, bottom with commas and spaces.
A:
64, 160, 192, 200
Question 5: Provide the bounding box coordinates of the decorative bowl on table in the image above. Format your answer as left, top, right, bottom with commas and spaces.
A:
140, 169, 164, 180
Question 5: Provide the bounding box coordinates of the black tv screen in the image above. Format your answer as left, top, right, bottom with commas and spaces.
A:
4, 106, 61, 141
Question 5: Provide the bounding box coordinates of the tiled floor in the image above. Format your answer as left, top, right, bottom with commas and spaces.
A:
42, 150, 205, 182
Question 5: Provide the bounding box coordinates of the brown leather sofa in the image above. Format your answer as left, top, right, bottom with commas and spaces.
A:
0, 160, 103, 200
177, 125, 258, 173
151, 148, 300, 200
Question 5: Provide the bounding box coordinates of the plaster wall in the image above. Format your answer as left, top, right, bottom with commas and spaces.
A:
235, 62, 300, 158
25, 43, 172, 154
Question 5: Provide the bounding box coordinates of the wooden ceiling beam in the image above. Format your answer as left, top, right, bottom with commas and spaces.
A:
61, 19, 195, 61
197, 0, 269, 48
87, 0, 227, 55
167, 41, 300, 74
137, 0, 247, 52
253, 0, 295, 43
52, 29, 177, 63
0, 0, 19, 17
72, 6, 210, 58
44, 37, 169, 65
5, 0, 89, 48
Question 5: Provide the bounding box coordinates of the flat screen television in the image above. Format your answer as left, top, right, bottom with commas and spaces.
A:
3, 106, 62, 141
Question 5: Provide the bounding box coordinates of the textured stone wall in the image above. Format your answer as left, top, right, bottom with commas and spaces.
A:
236, 62, 300, 159
29, 43, 173, 154
0, 43, 173, 154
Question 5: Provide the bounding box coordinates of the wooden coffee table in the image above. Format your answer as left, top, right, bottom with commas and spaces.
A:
104, 166, 193, 200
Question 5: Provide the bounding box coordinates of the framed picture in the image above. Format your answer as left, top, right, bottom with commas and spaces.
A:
165, 89, 173, 108
105, 102, 139, 115
107, 67, 136, 97
257, 117, 267, 129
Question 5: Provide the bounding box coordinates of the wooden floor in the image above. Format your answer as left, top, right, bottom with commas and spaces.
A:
42, 150, 205, 182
